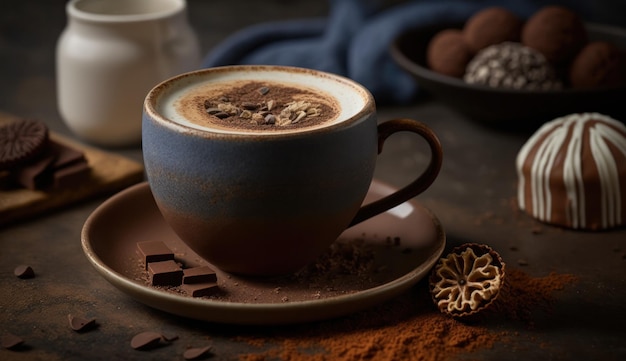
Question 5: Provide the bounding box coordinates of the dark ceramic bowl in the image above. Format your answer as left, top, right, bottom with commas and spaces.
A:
390, 22, 626, 132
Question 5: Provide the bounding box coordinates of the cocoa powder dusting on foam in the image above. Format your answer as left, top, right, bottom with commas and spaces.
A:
177, 80, 339, 132
235, 268, 577, 361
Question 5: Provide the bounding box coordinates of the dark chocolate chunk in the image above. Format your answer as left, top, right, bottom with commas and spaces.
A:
182, 266, 217, 284
148, 260, 183, 286
137, 241, 175, 269
181, 282, 219, 297
130, 331, 163, 350
11, 140, 89, 190
183, 345, 212, 360
0, 118, 49, 171
52, 159, 90, 188
14, 265, 35, 279
68, 314, 97, 332
1, 333, 24, 350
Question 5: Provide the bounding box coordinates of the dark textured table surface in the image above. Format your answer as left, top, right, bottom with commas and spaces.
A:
1, 1, 625, 360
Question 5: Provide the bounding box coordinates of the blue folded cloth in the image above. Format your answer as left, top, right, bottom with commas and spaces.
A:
202, 0, 593, 104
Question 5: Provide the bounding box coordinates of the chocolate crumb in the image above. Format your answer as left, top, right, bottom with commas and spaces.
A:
1, 333, 24, 350
183, 345, 212, 360
68, 314, 97, 332
14, 265, 35, 279
131, 331, 164, 350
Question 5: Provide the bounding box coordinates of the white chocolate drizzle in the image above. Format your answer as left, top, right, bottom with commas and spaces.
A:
516, 113, 626, 229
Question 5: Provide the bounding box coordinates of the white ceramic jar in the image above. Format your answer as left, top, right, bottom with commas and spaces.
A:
56, 0, 200, 147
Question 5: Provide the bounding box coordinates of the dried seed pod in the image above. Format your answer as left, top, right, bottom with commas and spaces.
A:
429, 243, 505, 317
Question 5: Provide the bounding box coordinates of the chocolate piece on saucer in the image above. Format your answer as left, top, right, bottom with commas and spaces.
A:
182, 266, 217, 284
137, 240, 175, 269
181, 282, 220, 298
0, 118, 49, 171
148, 260, 183, 286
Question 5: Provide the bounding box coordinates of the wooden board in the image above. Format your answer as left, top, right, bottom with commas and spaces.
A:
0, 112, 144, 227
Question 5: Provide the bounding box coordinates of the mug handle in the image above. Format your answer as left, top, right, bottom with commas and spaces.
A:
349, 118, 443, 226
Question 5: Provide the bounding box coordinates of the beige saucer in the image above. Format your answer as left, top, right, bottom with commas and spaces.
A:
81, 180, 445, 325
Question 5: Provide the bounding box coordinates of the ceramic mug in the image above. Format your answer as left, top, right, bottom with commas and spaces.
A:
142, 65, 443, 276
56, 0, 200, 147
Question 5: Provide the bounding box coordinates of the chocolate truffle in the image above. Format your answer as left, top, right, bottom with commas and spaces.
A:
427, 29, 473, 78
569, 41, 626, 89
516, 113, 626, 230
463, 7, 523, 53
521, 6, 588, 64
464, 42, 563, 90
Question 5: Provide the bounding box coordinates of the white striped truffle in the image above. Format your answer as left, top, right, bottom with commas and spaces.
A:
516, 113, 626, 230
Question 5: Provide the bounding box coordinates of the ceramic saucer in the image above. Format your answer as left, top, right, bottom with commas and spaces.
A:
81, 180, 445, 325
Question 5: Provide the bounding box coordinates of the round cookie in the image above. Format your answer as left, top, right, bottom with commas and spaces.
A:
569, 41, 626, 88
522, 6, 588, 65
516, 113, 626, 230
464, 42, 563, 90
427, 29, 473, 78
463, 7, 523, 53
0, 118, 49, 171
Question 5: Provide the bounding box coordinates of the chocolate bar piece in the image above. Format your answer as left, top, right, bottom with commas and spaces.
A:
181, 282, 219, 297
182, 266, 217, 284
148, 260, 183, 286
11, 140, 90, 190
137, 241, 175, 269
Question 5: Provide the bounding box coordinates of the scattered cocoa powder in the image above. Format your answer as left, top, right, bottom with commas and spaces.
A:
234, 268, 577, 361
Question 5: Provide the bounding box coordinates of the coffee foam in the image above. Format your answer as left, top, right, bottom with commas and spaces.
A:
157, 69, 368, 135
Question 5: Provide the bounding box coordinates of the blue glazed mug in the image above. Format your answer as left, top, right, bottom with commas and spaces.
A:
142, 65, 442, 276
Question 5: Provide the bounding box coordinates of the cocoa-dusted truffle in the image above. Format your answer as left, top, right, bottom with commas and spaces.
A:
569, 41, 626, 89
516, 113, 626, 230
521, 6, 588, 64
429, 243, 505, 317
427, 29, 473, 78
463, 7, 523, 53
464, 42, 563, 90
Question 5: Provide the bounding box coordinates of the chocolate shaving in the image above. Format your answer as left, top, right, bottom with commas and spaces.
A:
183, 345, 212, 360
68, 314, 97, 332
1, 333, 24, 350
130, 331, 164, 350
